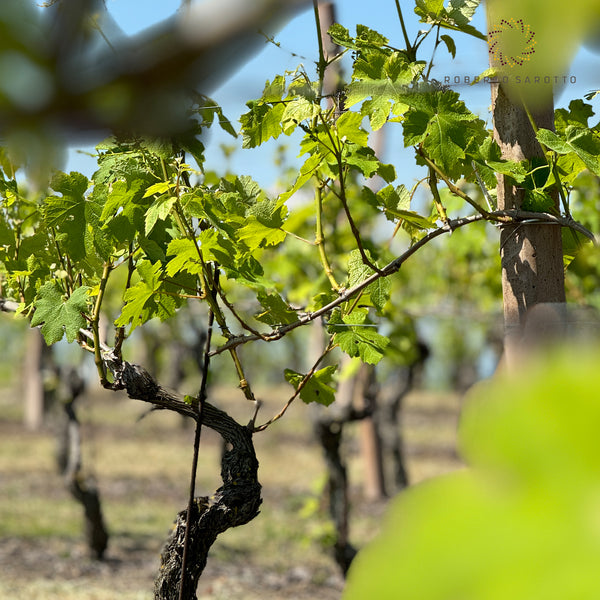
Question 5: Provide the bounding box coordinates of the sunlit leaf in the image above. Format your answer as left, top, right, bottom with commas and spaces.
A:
31, 283, 90, 344
284, 365, 337, 406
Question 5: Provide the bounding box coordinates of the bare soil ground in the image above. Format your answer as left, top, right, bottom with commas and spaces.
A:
0, 383, 463, 599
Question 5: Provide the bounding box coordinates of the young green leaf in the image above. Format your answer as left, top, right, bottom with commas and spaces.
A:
31, 283, 90, 344
44, 171, 90, 260
284, 365, 337, 406
165, 238, 204, 277
240, 101, 285, 148
114, 260, 177, 331
281, 97, 319, 134
328, 309, 390, 364
404, 90, 487, 179
521, 190, 555, 213
237, 217, 287, 250
336, 112, 368, 147
554, 99, 595, 135
255, 291, 298, 326
537, 126, 600, 176
440, 34, 456, 58
144, 195, 177, 234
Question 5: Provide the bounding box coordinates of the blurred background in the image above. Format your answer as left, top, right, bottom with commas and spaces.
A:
2, 0, 600, 598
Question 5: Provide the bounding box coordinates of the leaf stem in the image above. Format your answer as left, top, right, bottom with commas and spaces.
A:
395, 0, 415, 60
114, 246, 135, 359
418, 148, 490, 217
427, 164, 448, 223
521, 102, 571, 218
253, 340, 334, 432
424, 25, 441, 81
315, 182, 341, 291
92, 262, 112, 384
313, 0, 327, 97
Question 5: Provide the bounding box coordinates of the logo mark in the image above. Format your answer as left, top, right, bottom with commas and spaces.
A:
488, 18, 536, 68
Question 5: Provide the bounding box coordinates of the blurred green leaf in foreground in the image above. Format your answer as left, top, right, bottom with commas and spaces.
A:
344, 349, 600, 600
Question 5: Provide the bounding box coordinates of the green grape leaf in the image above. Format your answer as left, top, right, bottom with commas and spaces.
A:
402, 110, 431, 146
142, 182, 172, 199
521, 190, 555, 213
344, 146, 382, 178
261, 75, 286, 103
537, 126, 600, 176
377, 162, 396, 183
485, 159, 528, 183
279, 153, 323, 202
328, 23, 357, 49
237, 217, 286, 251
144, 195, 177, 234
165, 238, 203, 277
353, 23, 389, 47
240, 100, 285, 148
536, 128, 571, 154
281, 97, 320, 133
100, 178, 147, 243
554, 152, 588, 186
440, 34, 456, 58
447, 0, 481, 26
256, 291, 298, 326
562, 228, 589, 270
404, 90, 486, 178
84, 186, 114, 261
362, 96, 392, 130
114, 260, 176, 331
367, 277, 392, 314
196, 96, 237, 137
197, 229, 237, 268
44, 171, 90, 260
179, 134, 207, 168
416, 0, 485, 40
348, 249, 374, 287
337, 111, 369, 146
247, 197, 287, 228
363, 185, 434, 229
554, 99, 594, 135
284, 365, 337, 406
31, 283, 90, 344
46, 171, 89, 216
414, 0, 445, 20
328, 309, 389, 364
347, 252, 391, 313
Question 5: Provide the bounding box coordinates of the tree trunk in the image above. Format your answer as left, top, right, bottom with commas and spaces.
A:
23, 329, 46, 431
491, 83, 566, 368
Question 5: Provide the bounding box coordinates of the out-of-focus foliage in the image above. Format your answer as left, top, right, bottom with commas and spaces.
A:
0, 0, 307, 180
486, 0, 600, 108
344, 349, 600, 599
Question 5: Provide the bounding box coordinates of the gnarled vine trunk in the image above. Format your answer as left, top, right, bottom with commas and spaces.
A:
107, 360, 261, 600
59, 369, 109, 560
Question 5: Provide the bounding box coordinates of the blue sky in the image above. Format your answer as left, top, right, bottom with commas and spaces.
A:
68, 0, 600, 189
